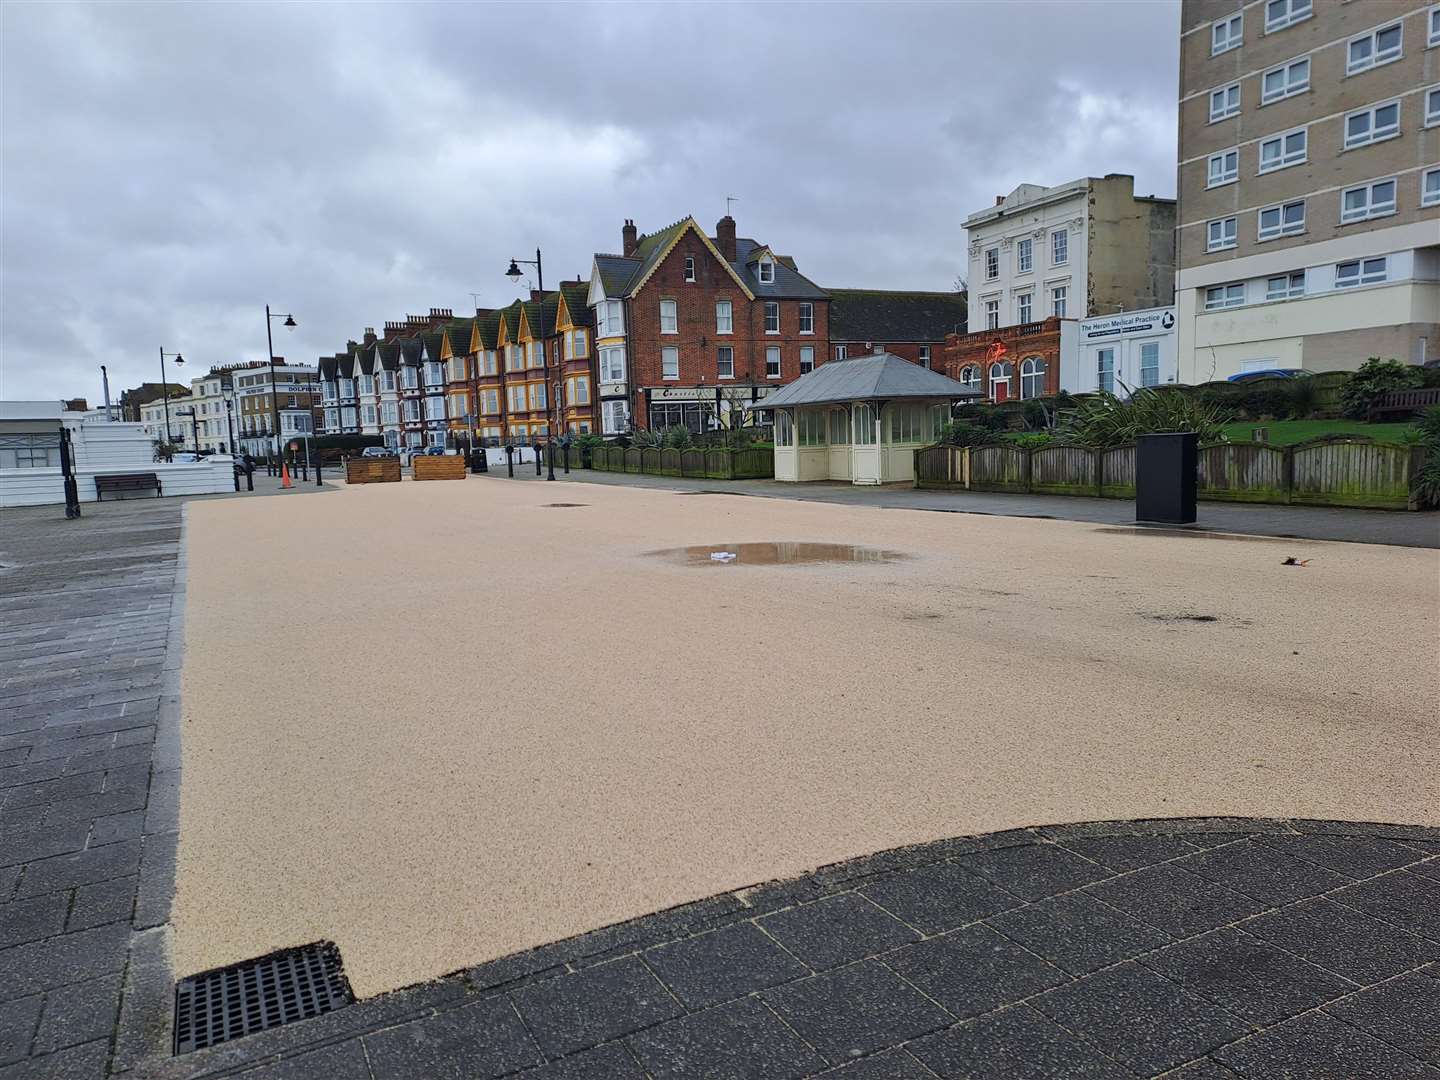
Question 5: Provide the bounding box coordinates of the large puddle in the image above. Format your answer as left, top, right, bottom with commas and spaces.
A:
649, 542, 909, 566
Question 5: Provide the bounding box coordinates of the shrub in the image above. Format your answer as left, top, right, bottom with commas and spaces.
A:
1415, 404, 1440, 444
1339, 359, 1423, 419
662, 425, 693, 449
1239, 385, 1292, 420
1062, 388, 1232, 449
938, 421, 1002, 448
1285, 376, 1320, 419
1007, 432, 1054, 450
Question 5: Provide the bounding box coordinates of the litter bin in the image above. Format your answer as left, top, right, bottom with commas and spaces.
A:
469, 449, 488, 473
1135, 432, 1198, 524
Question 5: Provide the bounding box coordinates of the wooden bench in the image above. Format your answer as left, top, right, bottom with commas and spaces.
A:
1368, 386, 1440, 422
95, 473, 162, 501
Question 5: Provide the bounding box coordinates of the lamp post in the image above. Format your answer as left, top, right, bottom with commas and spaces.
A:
178, 408, 200, 455
264, 306, 297, 466
224, 399, 240, 491
504, 249, 543, 294
158, 349, 184, 452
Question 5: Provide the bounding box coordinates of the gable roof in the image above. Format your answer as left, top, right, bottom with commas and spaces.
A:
731, 237, 828, 300
590, 217, 759, 302
472, 310, 501, 351
753, 353, 982, 410
443, 318, 474, 357
827, 290, 968, 342
557, 281, 593, 327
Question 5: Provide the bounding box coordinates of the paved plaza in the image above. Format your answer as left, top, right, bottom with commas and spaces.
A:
1, 481, 1437, 1079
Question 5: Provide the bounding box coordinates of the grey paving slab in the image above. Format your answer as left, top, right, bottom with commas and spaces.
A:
985, 891, 1172, 976
1082, 862, 1268, 938
32, 974, 121, 1056
509, 956, 682, 1059
232, 1039, 373, 1080
758, 894, 922, 970
1328, 869, 1440, 940
627, 996, 825, 1080
513, 1042, 646, 1079
361, 996, 542, 1080
957, 842, 1112, 901
860, 860, 1023, 935
1213, 1010, 1436, 1079
910, 1004, 1131, 1080
643, 921, 810, 1010
882, 923, 1069, 1020
1240, 897, 1440, 985
812, 1048, 933, 1078
1323, 971, 1440, 1062
0, 893, 69, 948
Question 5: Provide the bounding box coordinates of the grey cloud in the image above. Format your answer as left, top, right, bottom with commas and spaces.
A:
0, 0, 1178, 400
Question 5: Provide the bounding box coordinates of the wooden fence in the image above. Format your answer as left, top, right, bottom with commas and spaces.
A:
412, 455, 466, 481
344, 458, 401, 484
916, 437, 1422, 510
588, 445, 773, 480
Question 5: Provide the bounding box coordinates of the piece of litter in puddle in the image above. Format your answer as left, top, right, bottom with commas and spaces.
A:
1281, 557, 1311, 567
711, 551, 738, 562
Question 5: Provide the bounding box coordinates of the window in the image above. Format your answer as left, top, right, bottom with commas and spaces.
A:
596, 299, 624, 337
1212, 13, 1242, 54
798, 303, 814, 334
775, 410, 794, 446
1019, 357, 1046, 399
1209, 83, 1240, 122
482, 350, 498, 375
1139, 342, 1160, 388
322, 380, 336, 400
959, 365, 979, 390
425, 397, 445, 420
1207, 216, 1238, 252
359, 375, 375, 395
919, 345, 931, 368
1051, 229, 1067, 265
800, 346, 815, 374
382, 401, 399, 424
764, 302, 780, 333
985, 247, 999, 279
573, 377, 590, 405
530, 383, 547, 410
404, 399, 421, 421
602, 399, 629, 434
715, 300, 732, 334
1432, 4, 1440, 47
758, 258, 775, 284
1208, 148, 1239, 186
1424, 167, 1440, 207
989, 361, 1014, 401
1340, 178, 1397, 222
448, 357, 466, 381
1265, 0, 1310, 33
598, 346, 625, 384
683, 255, 695, 282
659, 299, 677, 334
1344, 101, 1400, 148
887, 404, 924, 444
572, 330, 588, 358
339, 377, 354, 397
381, 370, 395, 391
797, 409, 828, 446
835, 345, 848, 360
1261, 57, 1309, 103
1051, 285, 1067, 318
1096, 349, 1115, 394
853, 403, 876, 444
1017, 292, 1032, 323
1335, 257, 1388, 287
426, 361, 445, 384
717, 346, 734, 378
428, 431, 446, 448
1205, 282, 1246, 310
984, 299, 1000, 330
1348, 23, 1402, 74
1017, 237, 1032, 273
507, 385, 526, 411
661, 346, 679, 380
829, 408, 850, 444
1266, 272, 1306, 300
527, 342, 542, 368
766, 346, 781, 378
0, 434, 60, 469
1426, 86, 1439, 127
1258, 199, 1305, 240
363, 404, 377, 424
480, 390, 498, 415
1258, 127, 1306, 172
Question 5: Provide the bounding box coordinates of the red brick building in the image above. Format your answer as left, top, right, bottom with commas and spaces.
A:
943, 317, 1068, 403
827, 289, 967, 371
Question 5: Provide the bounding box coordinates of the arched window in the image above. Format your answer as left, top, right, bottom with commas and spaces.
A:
989, 362, 1014, 402
853, 403, 876, 445
1020, 356, 1047, 400
959, 365, 980, 389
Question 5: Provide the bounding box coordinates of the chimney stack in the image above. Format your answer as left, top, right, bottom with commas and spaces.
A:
622, 218, 638, 257
995, 195, 1004, 206
715, 215, 737, 261
363, 328, 377, 345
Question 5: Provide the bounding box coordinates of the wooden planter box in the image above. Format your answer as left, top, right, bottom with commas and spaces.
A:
345, 458, 401, 484
413, 455, 467, 481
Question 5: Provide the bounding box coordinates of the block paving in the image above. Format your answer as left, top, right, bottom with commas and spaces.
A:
2, 494, 1437, 1079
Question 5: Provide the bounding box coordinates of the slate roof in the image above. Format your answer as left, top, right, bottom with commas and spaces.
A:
420, 332, 444, 362
375, 340, 400, 370
751, 353, 982, 410
594, 254, 640, 296
827, 289, 969, 342
498, 303, 522, 341
731, 238, 828, 300
520, 294, 560, 339
443, 318, 474, 356
474, 311, 501, 350
399, 338, 423, 365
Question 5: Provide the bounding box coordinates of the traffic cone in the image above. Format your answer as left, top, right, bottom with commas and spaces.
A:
281, 461, 292, 488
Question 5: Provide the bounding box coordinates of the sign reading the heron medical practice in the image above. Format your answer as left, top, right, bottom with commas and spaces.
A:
1081, 308, 1175, 341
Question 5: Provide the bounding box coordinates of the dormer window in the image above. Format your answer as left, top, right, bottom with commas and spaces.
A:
683, 256, 696, 282
758, 258, 775, 284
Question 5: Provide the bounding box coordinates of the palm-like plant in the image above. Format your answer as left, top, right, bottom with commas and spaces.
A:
1063, 386, 1232, 448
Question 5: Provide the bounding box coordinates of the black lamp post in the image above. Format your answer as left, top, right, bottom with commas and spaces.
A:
504, 249, 543, 293
158, 349, 184, 451
264, 306, 297, 464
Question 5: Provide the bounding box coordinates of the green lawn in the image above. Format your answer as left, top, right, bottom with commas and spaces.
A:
1220, 419, 1416, 445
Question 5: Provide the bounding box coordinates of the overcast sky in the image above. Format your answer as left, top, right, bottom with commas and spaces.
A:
1, 1, 1179, 402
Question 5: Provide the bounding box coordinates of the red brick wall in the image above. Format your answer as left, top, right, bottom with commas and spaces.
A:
828, 341, 943, 368
626, 233, 829, 427
943, 318, 1063, 402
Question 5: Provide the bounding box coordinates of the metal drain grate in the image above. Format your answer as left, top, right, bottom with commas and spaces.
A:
173, 941, 353, 1054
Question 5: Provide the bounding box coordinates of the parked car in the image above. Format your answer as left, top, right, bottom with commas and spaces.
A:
1227, 369, 1309, 383
419, 446, 447, 456
361, 446, 394, 458
170, 452, 200, 463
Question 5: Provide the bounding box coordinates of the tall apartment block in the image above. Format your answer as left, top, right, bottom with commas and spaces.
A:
1176, 0, 1439, 382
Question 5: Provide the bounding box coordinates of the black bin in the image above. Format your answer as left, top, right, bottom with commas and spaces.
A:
469, 450, 488, 473
1135, 432, 1198, 524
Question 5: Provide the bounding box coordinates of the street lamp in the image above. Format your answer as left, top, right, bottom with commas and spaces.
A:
177, 408, 200, 455
264, 305, 297, 465
158, 349, 184, 451
504, 249, 544, 293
